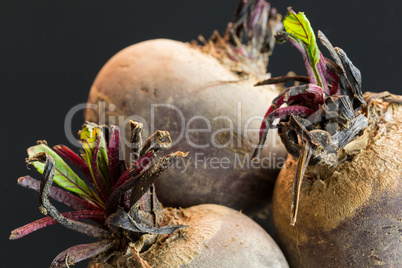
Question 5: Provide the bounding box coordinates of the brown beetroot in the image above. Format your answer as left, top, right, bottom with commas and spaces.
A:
249, 8, 402, 267
92, 204, 289, 268
85, 1, 286, 216
273, 95, 402, 267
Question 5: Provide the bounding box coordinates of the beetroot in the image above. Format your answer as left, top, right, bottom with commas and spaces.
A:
252, 8, 402, 267
92, 204, 289, 267
85, 0, 287, 216
273, 94, 402, 267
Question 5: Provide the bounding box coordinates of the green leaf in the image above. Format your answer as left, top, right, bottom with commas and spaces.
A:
80, 123, 111, 199
284, 9, 319, 66
27, 143, 99, 203
283, 8, 325, 88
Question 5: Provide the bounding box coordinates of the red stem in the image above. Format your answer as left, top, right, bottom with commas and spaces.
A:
107, 125, 120, 187
10, 210, 105, 240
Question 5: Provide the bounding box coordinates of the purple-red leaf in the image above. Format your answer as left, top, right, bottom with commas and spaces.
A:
107, 125, 120, 187
9, 210, 105, 240
253, 105, 315, 159
53, 145, 92, 182
257, 84, 324, 141
17, 176, 102, 211
325, 67, 341, 95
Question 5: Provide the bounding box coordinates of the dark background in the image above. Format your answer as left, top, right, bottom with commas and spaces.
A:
1, 1, 401, 267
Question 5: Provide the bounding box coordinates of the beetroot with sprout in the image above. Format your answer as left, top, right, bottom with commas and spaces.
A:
10, 121, 289, 268
253, 8, 402, 267
85, 0, 287, 217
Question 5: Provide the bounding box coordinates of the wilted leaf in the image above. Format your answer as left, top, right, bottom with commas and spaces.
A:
50, 240, 115, 268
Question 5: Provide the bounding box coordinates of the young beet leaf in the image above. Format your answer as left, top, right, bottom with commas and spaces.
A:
10, 121, 187, 267
282, 9, 325, 89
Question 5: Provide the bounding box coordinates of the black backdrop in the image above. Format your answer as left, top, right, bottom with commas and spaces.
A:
1, 1, 402, 267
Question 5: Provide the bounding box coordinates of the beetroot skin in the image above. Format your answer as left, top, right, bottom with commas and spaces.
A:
273, 96, 402, 267
91, 204, 289, 268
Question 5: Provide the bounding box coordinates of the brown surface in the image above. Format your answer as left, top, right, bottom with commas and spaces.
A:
273, 100, 402, 267
91, 204, 289, 268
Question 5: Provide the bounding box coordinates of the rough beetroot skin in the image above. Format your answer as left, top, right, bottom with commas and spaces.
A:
85, 39, 286, 216
273, 95, 402, 267
91, 204, 289, 268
